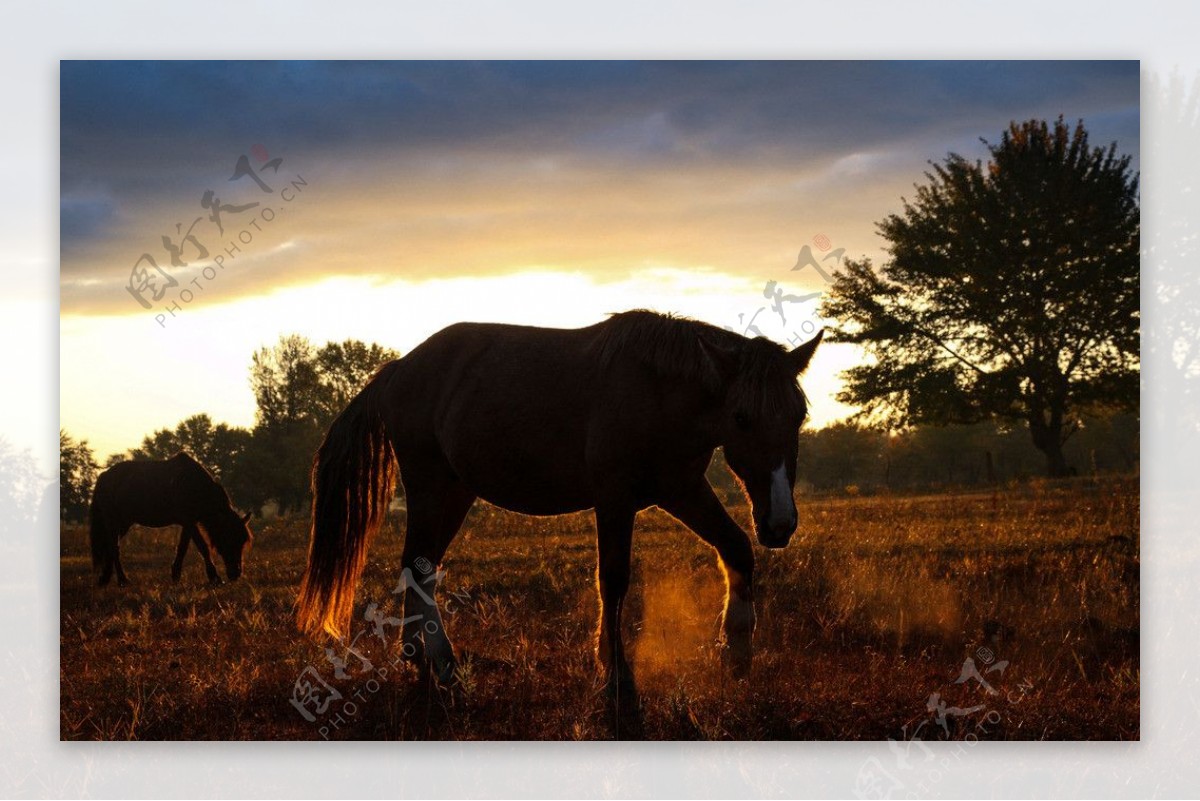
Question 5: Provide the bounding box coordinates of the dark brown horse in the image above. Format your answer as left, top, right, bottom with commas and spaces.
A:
297, 310, 821, 693
89, 453, 253, 586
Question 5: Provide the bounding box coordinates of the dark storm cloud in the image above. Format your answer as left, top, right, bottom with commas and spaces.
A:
60, 190, 119, 243
60, 60, 1139, 179
60, 60, 1140, 309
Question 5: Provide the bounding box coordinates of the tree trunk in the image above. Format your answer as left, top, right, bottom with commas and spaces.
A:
1028, 412, 1072, 477
1041, 441, 1070, 477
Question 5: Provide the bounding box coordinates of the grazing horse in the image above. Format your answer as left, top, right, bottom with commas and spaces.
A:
89, 453, 253, 586
297, 310, 821, 693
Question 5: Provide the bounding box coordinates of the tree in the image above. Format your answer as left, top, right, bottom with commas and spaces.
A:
797, 422, 885, 490
251, 335, 325, 432
1144, 72, 1200, 491
127, 414, 252, 481
315, 339, 400, 429
248, 335, 326, 515
60, 430, 98, 523
820, 118, 1139, 476
0, 438, 42, 537
247, 334, 400, 514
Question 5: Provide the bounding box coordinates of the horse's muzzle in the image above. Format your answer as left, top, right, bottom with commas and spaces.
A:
756, 515, 797, 549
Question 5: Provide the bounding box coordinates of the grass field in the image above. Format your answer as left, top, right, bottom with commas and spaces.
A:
59, 475, 1139, 741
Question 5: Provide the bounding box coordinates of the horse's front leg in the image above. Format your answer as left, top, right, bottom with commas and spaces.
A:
594, 504, 636, 697
659, 480, 756, 676
188, 524, 221, 584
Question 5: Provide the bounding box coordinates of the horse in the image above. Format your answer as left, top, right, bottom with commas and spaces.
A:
297, 310, 822, 694
89, 452, 254, 586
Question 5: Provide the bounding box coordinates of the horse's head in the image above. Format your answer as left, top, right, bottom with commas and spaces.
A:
716, 330, 822, 549
208, 509, 253, 580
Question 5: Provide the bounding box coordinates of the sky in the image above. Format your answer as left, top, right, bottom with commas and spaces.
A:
59, 60, 1141, 461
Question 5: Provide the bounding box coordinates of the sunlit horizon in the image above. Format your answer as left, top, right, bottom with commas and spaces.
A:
59, 61, 1140, 464
60, 265, 863, 462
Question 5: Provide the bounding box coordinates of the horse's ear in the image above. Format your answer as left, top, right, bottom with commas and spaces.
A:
789, 329, 824, 375
698, 336, 739, 386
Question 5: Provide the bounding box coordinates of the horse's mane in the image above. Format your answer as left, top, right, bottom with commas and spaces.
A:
170, 452, 229, 500
170, 451, 210, 476
593, 310, 807, 419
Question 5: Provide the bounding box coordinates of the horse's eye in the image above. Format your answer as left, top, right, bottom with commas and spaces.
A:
734, 410, 752, 430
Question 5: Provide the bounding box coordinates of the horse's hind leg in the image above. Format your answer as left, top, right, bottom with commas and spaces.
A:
98, 545, 115, 587
171, 526, 191, 582
595, 503, 636, 697
95, 520, 131, 586
94, 512, 121, 587
398, 461, 476, 683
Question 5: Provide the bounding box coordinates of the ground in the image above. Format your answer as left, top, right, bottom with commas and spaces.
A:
59, 476, 1138, 740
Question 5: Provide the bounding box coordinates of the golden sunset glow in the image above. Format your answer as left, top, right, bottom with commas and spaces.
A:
60, 61, 1139, 460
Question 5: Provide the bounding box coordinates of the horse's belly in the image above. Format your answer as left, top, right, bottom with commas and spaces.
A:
475, 488, 592, 517
457, 458, 593, 516
444, 439, 593, 516
130, 515, 180, 529
437, 373, 594, 514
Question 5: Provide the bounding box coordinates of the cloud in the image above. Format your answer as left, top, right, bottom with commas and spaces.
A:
60, 189, 120, 245
60, 60, 1141, 317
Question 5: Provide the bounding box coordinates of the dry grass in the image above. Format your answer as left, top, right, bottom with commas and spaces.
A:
60, 475, 1138, 740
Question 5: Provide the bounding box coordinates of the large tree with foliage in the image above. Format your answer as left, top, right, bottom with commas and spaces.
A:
1, 438, 43, 536
125, 414, 252, 481
59, 430, 98, 523
315, 340, 401, 428
821, 118, 1139, 476
248, 335, 400, 514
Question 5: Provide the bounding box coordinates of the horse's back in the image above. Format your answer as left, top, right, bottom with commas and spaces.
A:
387, 321, 601, 514
393, 320, 599, 421
92, 457, 194, 528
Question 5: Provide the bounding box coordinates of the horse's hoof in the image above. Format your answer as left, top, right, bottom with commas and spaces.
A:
602, 669, 638, 701
170, 572, 182, 583
722, 645, 752, 679
400, 642, 424, 666
116, 579, 130, 587
207, 576, 224, 586
432, 656, 459, 686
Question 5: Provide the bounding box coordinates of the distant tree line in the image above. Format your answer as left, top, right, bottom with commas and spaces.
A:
60, 332, 1139, 524
706, 413, 1138, 500
60, 430, 98, 523
3, 437, 46, 537
58, 336, 399, 523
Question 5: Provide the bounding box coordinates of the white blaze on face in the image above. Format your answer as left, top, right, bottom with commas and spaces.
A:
768, 460, 795, 529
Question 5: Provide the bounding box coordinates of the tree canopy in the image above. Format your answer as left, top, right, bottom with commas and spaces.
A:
820, 118, 1139, 475
60, 430, 98, 523
248, 336, 401, 514
81, 336, 402, 519
126, 414, 251, 481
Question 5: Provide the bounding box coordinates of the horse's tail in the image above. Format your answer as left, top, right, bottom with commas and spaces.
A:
296, 361, 400, 640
